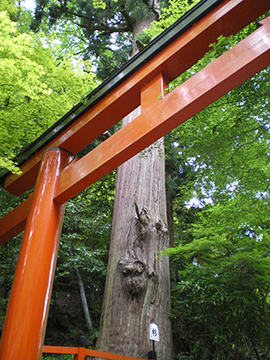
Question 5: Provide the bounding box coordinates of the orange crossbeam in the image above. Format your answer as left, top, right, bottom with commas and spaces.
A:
84, 348, 150, 360
0, 193, 33, 245
1, 3, 269, 359
4, 0, 269, 196
0, 15, 269, 243
43, 345, 148, 360
54, 16, 270, 203
43, 345, 79, 354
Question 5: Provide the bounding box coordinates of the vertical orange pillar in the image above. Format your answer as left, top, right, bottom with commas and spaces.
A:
0, 148, 73, 360
74, 346, 86, 360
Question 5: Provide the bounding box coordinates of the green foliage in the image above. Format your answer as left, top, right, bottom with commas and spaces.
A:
137, 0, 200, 44
169, 54, 270, 208
168, 210, 270, 359
0, 11, 97, 173
0, 0, 21, 21
30, 0, 169, 78
1, 0, 270, 357
170, 265, 270, 359
166, 166, 270, 358
0, 239, 21, 322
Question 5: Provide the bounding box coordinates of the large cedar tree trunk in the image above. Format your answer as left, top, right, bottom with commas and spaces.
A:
96, 108, 172, 359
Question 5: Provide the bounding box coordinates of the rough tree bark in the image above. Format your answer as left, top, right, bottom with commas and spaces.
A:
96, 2, 172, 357
96, 108, 172, 359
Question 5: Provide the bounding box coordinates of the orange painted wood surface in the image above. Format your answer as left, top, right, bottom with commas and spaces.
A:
0, 14, 270, 243
0, 192, 33, 245
0, 149, 69, 360
43, 345, 148, 359
43, 345, 79, 354
85, 348, 151, 360
3, 0, 269, 196
54, 16, 270, 203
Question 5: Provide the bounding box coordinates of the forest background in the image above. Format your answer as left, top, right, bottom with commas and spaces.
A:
0, 0, 270, 359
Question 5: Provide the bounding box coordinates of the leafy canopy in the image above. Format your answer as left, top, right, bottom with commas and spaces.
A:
0, 11, 97, 174
30, 0, 171, 78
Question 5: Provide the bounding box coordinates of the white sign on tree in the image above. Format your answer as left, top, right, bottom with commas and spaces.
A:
149, 323, 160, 342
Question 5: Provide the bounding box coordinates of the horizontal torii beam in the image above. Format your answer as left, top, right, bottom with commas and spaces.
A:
3, 0, 269, 196
1, 2, 269, 358
55, 16, 270, 203
0, 193, 33, 244
43, 345, 148, 359
0, 14, 269, 244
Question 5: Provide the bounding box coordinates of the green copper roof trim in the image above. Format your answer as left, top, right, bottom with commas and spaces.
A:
0, 0, 225, 185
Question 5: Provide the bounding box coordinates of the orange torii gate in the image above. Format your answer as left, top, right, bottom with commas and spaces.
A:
0, 0, 269, 358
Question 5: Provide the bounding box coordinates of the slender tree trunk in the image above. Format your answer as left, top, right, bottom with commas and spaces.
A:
76, 267, 93, 330
96, 108, 171, 359
166, 172, 174, 248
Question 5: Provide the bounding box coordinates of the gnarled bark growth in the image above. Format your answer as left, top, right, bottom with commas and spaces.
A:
96, 108, 171, 359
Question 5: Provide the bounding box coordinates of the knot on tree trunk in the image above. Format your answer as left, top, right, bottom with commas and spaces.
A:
117, 204, 167, 297
118, 257, 147, 295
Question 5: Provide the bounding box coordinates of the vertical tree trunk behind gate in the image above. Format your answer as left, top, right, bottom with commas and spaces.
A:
96, 108, 172, 359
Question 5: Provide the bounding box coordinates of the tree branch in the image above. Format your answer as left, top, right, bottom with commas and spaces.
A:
249, 336, 260, 360
59, 7, 131, 34
141, 0, 160, 18
72, 19, 130, 34
60, 6, 93, 21
119, 7, 134, 32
